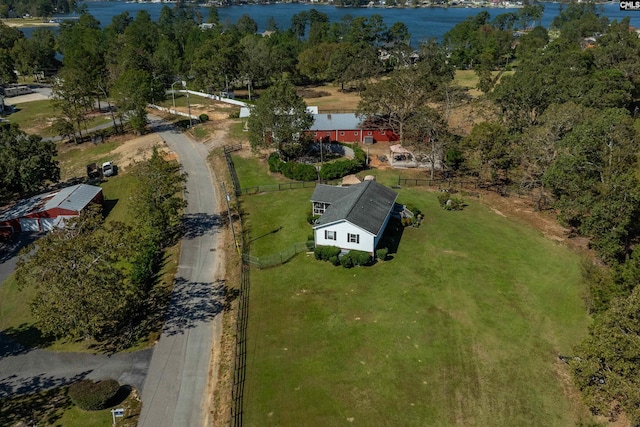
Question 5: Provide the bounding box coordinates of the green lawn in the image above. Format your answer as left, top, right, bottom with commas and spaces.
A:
240, 174, 591, 425
4, 99, 55, 134
5, 99, 112, 137
57, 140, 121, 181
0, 385, 141, 427
231, 154, 291, 189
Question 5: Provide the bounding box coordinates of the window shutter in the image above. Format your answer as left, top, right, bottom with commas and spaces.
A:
324, 230, 328, 239
356, 234, 360, 244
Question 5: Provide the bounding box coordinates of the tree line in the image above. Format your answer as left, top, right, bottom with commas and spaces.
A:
435, 5, 640, 424
0, 0, 76, 19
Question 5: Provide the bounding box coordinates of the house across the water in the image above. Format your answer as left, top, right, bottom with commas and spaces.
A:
311, 180, 399, 254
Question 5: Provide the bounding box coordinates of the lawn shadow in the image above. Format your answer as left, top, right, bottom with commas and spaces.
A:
249, 226, 282, 243
102, 198, 119, 218
377, 217, 405, 257
0, 323, 54, 355
163, 278, 225, 336
0, 384, 73, 426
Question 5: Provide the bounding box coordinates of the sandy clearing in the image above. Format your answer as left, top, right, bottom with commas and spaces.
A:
6, 93, 49, 104
109, 133, 168, 173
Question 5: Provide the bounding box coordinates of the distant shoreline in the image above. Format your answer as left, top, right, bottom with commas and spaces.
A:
1, 18, 60, 28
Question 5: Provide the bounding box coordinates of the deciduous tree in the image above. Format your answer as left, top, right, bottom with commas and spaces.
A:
16, 207, 138, 340
0, 123, 59, 199
247, 80, 313, 159
357, 68, 430, 142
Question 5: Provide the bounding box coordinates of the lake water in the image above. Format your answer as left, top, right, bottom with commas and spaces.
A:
23, 1, 639, 44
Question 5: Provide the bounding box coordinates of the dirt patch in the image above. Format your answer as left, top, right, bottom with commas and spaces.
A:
208, 152, 242, 427
474, 190, 592, 255
109, 133, 167, 173
7, 93, 49, 104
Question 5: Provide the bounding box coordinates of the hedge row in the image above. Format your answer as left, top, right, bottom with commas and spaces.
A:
314, 246, 375, 268
340, 250, 372, 268
268, 144, 367, 182
68, 379, 120, 411
268, 152, 317, 181
314, 245, 341, 262
319, 145, 366, 180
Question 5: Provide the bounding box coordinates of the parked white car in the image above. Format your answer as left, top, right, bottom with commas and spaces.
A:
102, 161, 114, 177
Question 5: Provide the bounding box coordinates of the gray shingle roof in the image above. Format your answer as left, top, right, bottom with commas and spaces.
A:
0, 184, 102, 222
312, 181, 398, 236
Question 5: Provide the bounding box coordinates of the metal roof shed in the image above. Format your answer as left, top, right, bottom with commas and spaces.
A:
0, 184, 103, 235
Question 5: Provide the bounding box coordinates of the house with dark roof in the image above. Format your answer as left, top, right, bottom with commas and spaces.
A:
311, 180, 398, 254
0, 184, 103, 236
309, 113, 399, 144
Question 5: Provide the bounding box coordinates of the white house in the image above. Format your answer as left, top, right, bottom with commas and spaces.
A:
311, 180, 398, 254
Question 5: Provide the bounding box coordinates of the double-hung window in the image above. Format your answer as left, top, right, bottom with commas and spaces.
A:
325, 230, 336, 240
347, 233, 359, 244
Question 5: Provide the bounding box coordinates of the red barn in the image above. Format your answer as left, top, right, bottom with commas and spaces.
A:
0, 184, 103, 236
309, 113, 399, 144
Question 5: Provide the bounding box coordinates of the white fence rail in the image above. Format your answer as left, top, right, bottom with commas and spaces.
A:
148, 103, 201, 121
182, 89, 248, 107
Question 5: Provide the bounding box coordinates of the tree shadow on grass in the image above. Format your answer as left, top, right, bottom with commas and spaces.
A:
102, 198, 119, 218
0, 324, 54, 357
0, 384, 73, 427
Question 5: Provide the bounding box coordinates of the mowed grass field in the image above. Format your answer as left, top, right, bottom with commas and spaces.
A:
238, 159, 591, 426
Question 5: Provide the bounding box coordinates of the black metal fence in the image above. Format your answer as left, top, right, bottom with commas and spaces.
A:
225, 144, 247, 427
230, 249, 249, 427
224, 144, 242, 197
243, 242, 309, 269
397, 177, 479, 189
240, 180, 340, 195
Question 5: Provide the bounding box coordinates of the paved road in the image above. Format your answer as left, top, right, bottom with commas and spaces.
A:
0, 232, 38, 285
0, 339, 152, 398
138, 116, 223, 427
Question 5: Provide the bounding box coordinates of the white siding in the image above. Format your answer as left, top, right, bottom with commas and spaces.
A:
40, 218, 56, 231
314, 221, 375, 253
19, 218, 39, 232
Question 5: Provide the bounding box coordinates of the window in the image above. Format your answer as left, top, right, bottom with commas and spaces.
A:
325, 230, 336, 240
326, 131, 331, 136
347, 233, 360, 244
354, 131, 359, 136
313, 202, 330, 216
314, 132, 317, 136
340, 131, 345, 136
367, 131, 372, 136
381, 131, 385, 135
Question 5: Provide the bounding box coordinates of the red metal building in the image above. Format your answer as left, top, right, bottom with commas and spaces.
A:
309, 113, 399, 144
0, 184, 103, 236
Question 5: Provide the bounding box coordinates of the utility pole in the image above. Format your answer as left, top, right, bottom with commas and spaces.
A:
221, 181, 239, 254
185, 81, 192, 128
